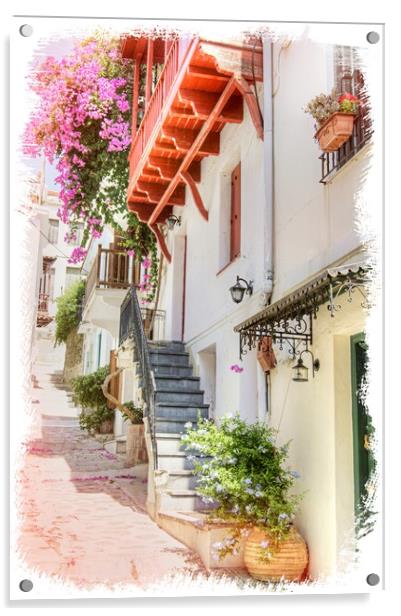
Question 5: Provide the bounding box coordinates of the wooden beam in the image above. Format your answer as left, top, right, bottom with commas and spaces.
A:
235, 77, 264, 140
180, 171, 208, 221
130, 58, 140, 138
137, 181, 186, 205
150, 224, 171, 263
161, 126, 220, 155
145, 39, 154, 106
148, 76, 237, 226
178, 89, 220, 116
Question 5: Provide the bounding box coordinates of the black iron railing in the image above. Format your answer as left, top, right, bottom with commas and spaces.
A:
319, 113, 373, 184
119, 288, 159, 468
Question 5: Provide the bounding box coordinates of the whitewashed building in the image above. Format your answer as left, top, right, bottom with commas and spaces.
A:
116, 29, 381, 579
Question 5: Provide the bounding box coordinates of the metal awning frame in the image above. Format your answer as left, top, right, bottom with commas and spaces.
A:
235, 264, 371, 359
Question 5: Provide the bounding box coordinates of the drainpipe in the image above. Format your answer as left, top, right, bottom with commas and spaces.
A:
260, 36, 274, 307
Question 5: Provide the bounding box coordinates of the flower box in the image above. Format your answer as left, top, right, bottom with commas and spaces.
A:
314, 112, 356, 153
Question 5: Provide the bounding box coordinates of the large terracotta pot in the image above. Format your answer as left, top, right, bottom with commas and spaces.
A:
315, 112, 356, 152
244, 526, 308, 582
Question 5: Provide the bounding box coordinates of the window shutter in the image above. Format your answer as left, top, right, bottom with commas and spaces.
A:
230, 162, 241, 262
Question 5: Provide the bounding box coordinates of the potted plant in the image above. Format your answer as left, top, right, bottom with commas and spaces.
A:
181, 413, 308, 582
121, 402, 148, 466
305, 91, 360, 152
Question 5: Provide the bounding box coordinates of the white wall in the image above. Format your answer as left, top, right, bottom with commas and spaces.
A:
155, 37, 377, 579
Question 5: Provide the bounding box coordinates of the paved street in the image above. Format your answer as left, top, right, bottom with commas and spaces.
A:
17, 337, 209, 590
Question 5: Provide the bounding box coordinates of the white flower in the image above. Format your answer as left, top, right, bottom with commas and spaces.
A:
260, 540, 269, 548
184, 421, 193, 429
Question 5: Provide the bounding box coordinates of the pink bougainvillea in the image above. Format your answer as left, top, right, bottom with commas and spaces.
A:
23, 32, 159, 302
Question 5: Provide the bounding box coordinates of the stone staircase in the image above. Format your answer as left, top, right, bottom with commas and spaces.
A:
148, 340, 210, 512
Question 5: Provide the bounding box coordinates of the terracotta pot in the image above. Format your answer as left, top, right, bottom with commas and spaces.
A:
244, 526, 308, 582
315, 112, 356, 152
126, 423, 148, 465
98, 419, 113, 434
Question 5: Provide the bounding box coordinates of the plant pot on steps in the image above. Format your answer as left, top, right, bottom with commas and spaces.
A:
126, 423, 148, 466
244, 526, 308, 582
98, 419, 113, 434
315, 112, 356, 152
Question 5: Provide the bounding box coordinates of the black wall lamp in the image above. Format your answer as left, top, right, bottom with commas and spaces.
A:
229, 276, 253, 304
166, 214, 181, 231
292, 349, 320, 382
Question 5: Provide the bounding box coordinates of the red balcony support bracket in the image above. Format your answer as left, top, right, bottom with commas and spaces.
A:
235, 77, 264, 140
180, 171, 208, 221
150, 223, 172, 263
148, 76, 237, 226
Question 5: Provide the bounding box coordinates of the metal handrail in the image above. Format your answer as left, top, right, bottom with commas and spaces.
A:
119, 287, 158, 468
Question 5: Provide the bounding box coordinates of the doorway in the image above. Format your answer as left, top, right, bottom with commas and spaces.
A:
198, 344, 217, 419
350, 332, 375, 516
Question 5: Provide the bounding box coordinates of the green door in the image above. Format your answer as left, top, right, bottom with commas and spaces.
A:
350, 333, 375, 516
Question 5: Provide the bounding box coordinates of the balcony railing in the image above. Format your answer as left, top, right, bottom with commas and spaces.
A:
85, 246, 140, 307
319, 113, 373, 183
37, 292, 50, 312
129, 37, 195, 180
118, 287, 160, 468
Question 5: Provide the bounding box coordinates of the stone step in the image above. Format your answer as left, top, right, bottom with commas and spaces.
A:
155, 417, 199, 434
104, 436, 127, 455
148, 340, 186, 352
153, 364, 193, 377
156, 434, 185, 455
155, 389, 205, 405
155, 403, 209, 422
168, 470, 198, 491
157, 451, 211, 471
157, 489, 203, 512
150, 350, 190, 367
154, 375, 201, 391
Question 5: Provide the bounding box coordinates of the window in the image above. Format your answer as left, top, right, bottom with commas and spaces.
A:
217, 161, 241, 272
320, 47, 372, 183
71, 223, 84, 246
48, 219, 59, 244
230, 163, 241, 262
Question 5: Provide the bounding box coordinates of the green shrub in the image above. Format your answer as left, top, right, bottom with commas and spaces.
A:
181, 413, 304, 561
71, 365, 110, 412
120, 401, 144, 424
54, 280, 85, 345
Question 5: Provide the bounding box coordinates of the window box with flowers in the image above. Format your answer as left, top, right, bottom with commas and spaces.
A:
305, 91, 360, 153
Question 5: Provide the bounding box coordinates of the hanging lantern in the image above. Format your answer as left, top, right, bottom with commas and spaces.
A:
292, 357, 309, 382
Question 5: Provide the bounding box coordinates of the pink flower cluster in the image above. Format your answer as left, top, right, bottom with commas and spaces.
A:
230, 364, 244, 373
68, 246, 87, 264
23, 36, 132, 262
139, 257, 154, 302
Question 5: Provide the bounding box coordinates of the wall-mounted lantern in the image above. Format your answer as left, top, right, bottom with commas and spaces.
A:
229, 276, 253, 304
292, 349, 320, 382
166, 214, 181, 231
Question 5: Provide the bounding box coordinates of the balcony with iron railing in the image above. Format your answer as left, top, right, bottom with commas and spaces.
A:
319, 110, 373, 184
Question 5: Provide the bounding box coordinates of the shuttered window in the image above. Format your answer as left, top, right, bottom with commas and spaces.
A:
230, 162, 241, 262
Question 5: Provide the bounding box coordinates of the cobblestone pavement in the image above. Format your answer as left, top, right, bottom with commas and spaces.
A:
17, 354, 211, 590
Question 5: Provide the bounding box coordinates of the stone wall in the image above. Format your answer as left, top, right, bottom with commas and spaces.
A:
63, 327, 84, 385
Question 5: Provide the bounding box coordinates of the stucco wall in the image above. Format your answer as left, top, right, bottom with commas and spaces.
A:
63, 327, 84, 385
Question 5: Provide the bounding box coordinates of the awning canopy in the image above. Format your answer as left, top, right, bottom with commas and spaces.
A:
234, 261, 371, 358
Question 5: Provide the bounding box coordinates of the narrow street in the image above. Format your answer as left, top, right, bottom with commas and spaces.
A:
17, 335, 208, 590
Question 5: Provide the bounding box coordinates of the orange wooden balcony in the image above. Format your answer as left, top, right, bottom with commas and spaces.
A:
122, 35, 263, 261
